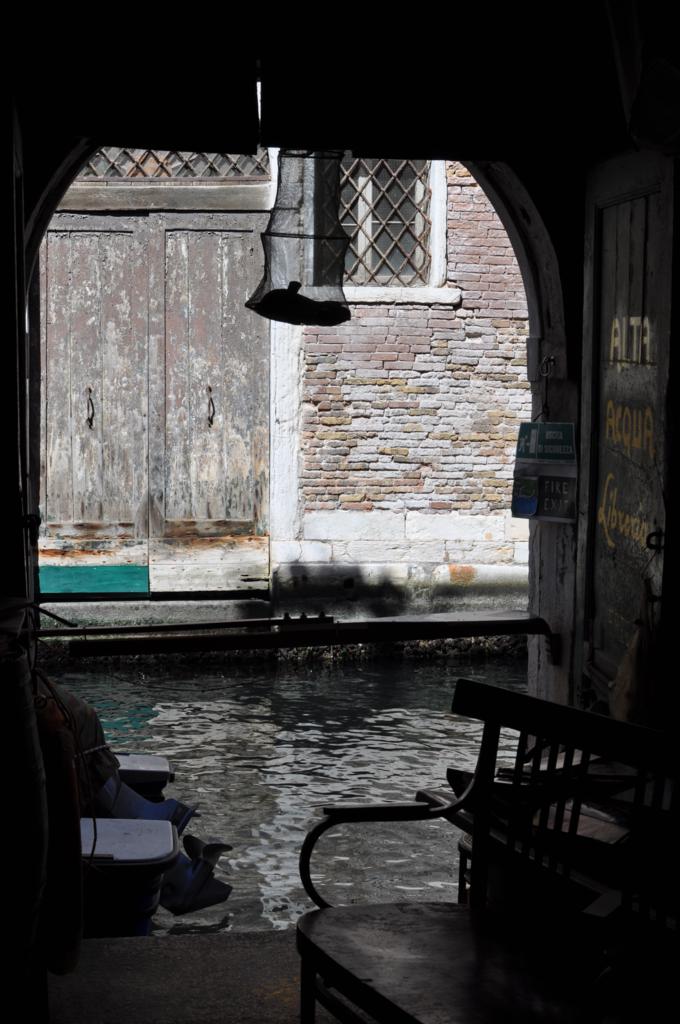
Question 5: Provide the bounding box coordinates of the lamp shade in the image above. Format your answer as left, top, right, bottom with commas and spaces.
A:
246, 150, 351, 326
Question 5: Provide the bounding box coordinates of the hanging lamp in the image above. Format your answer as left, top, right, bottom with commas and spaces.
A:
246, 150, 351, 326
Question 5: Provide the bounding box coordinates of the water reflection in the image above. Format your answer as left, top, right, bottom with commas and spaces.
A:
54, 658, 526, 932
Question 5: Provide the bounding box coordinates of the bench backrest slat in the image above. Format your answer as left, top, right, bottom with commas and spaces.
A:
451, 679, 675, 774
451, 680, 677, 927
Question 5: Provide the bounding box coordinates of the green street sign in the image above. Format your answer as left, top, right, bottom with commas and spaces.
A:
516, 422, 576, 462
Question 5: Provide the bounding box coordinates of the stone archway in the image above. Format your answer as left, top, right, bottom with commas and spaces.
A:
465, 160, 575, 703
24, 145, 572, 698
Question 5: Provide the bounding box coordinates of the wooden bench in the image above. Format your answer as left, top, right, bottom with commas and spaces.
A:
297, 679, 678, 1024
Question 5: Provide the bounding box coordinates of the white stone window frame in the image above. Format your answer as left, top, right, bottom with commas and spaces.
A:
343, 160, 460, 307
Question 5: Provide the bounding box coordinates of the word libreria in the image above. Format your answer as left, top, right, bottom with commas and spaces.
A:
597, 472, 649, 552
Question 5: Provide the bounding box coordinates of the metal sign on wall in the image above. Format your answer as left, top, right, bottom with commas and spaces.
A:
512, 422, 577, 523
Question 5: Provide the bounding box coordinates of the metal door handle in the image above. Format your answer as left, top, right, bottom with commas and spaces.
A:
86, 388, 95, 429
207, 386, 215, 428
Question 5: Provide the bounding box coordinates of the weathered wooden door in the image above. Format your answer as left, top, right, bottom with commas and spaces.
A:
147, 213, 269, 591
40, 216, 150, 592
40, 212, 269, 594
577, 153, 674, 708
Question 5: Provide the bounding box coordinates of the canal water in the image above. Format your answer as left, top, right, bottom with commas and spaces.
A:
52, 654, 526, 933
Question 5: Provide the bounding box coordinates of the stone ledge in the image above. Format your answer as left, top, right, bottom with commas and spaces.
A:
304, 510, 405, 541
302, 510, 512, 544
406, 511, 505, 542
344, 286, 462, 305
271, 540, 332, 564
332, 540, 445, 563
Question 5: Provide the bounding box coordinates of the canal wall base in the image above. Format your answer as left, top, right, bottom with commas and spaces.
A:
40, 566, 528, 629
272, 562, 528, 619
39, 598, 274, 629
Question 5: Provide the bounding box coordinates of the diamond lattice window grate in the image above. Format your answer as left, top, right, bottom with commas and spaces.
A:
340, 157, 432, 286
79, 148, 271, 180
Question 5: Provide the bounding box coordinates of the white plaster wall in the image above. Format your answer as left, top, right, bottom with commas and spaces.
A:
269, 320, 303, 547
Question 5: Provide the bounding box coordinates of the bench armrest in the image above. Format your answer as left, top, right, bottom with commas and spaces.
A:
319, 800, 434, 822
300, 782, 477, 909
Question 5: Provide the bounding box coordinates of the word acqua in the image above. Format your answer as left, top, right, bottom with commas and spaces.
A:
604, 401, 655, 460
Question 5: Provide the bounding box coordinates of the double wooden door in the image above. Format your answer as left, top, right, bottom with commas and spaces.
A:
39, 212, 269, 594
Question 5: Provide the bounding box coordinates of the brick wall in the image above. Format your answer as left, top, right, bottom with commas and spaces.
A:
445, 162, 527, 312
300, 162, 530, 548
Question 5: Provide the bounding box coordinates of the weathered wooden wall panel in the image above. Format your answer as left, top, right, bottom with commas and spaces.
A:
44, 232, 73, 523
164, 230, 192, 520
223, 230, 270, 530
578, 154, 673, 706
162, 224, 268, 525
70, 232, 104, 522
100, 225, 149, 529
149, 562, 267, 592
148, 536, 268, 591
39, 536, 148, 565
40, 218, 149, 574
186, 229, 226, 520
590, 196, 662, 677
149, 213, 269, 592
